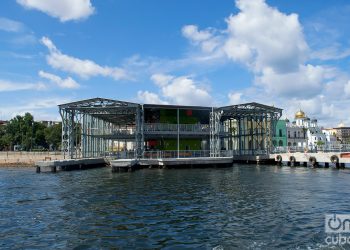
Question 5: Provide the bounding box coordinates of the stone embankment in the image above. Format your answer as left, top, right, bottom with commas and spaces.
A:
0, 151, 64, 167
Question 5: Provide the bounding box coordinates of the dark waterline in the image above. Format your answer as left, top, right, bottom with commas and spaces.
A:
1, 165, 350, 249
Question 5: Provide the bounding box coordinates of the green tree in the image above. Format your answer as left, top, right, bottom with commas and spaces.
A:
44, 123, 62, 150
0, 113, 62, 151
0, 126, 11, 150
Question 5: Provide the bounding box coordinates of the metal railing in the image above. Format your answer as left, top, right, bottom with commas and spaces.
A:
142, 150, 210, 159
144, 123, 210, 133
103, 151, 136, 159
83, 149, 270, 159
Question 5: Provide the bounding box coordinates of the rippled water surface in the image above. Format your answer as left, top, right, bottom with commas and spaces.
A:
1, 165, 350, 249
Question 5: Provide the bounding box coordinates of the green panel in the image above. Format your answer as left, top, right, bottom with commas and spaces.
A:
153, 138, 202, 150
159, 109, 199, 124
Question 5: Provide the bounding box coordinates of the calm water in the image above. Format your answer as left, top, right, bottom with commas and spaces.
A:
1, 165, 350, 249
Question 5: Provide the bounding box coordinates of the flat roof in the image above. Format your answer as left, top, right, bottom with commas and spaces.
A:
58, 98, 283, 124
59, 98, 281, 111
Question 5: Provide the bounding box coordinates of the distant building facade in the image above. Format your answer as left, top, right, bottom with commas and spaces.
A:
274, 109, 329, 149
333, 122, 350, 143
39, 120, 60, 127
0, 120, 8, 126
272, 120, 287, 147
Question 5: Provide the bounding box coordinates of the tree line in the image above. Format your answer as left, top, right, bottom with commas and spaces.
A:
0, 113, 61, 151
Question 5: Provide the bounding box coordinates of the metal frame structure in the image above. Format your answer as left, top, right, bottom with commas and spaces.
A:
211, 102, 282, 156
59, 98, 282, 159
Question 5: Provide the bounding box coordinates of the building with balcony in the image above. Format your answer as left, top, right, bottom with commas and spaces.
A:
58, 98, 282, 159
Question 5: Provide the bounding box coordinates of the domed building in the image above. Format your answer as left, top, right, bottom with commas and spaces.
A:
283, 109, 327, 149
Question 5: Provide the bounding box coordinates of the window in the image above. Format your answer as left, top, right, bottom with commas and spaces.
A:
288, 131, 290, 138
294, 131, 297, 138
298, 131, 300, 138
279, 140, 283, 146
279, 129, 282, 137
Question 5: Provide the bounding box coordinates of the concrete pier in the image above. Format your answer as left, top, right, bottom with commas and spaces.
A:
37, 154, 279, 173
35, 158, 106, 173
271, 152, 350, 168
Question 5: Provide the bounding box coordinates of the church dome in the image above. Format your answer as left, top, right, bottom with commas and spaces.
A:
295, 110, 306, 119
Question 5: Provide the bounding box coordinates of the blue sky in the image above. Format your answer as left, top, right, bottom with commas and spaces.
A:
0, 0, 350, 127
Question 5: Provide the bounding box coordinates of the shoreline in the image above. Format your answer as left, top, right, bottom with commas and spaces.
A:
0, 163, 35, 168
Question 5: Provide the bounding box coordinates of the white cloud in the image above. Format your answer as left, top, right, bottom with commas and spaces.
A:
181, 0, 350, 123
150, 74, 174, 87
149, 74, 212, 106
39, 70, 80, 89
17, 0, 94, 22
0, 79, 45, 92
181, 0, 320, 100
228, 92, 243, 105
41, 37, 129, 80
311, 46, 350, 61
182, 25, 213, 42
0, 17, 23, 32
137, 91, 168, 104
0, 97, 72, 121
224, 0, 308, 73
257, 64, 327, 98
182, 25, 221, 53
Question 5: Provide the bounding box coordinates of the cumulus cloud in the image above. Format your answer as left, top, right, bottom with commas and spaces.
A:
146, 74, 212, 106
257, 64, 328, 98
228, 92, 243, 105
39, 70, 80, 89
0, 79, 45, 92
17, 0, 94, 22
0, 17, 23, 32
41, 37, 129, 80
224, 0, 308, 73
150, 74, 174, 87
137, 91, 168, 104
182, 25, 221, 53
181, 0, 350, 126
182, 25, 213, 42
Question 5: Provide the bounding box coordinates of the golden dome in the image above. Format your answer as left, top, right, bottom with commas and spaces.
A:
295, 110, 306, 119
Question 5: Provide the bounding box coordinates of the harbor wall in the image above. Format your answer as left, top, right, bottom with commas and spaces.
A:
0, 151, 64, 166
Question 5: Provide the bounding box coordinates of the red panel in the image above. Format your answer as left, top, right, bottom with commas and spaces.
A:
186, 109, 192, 116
